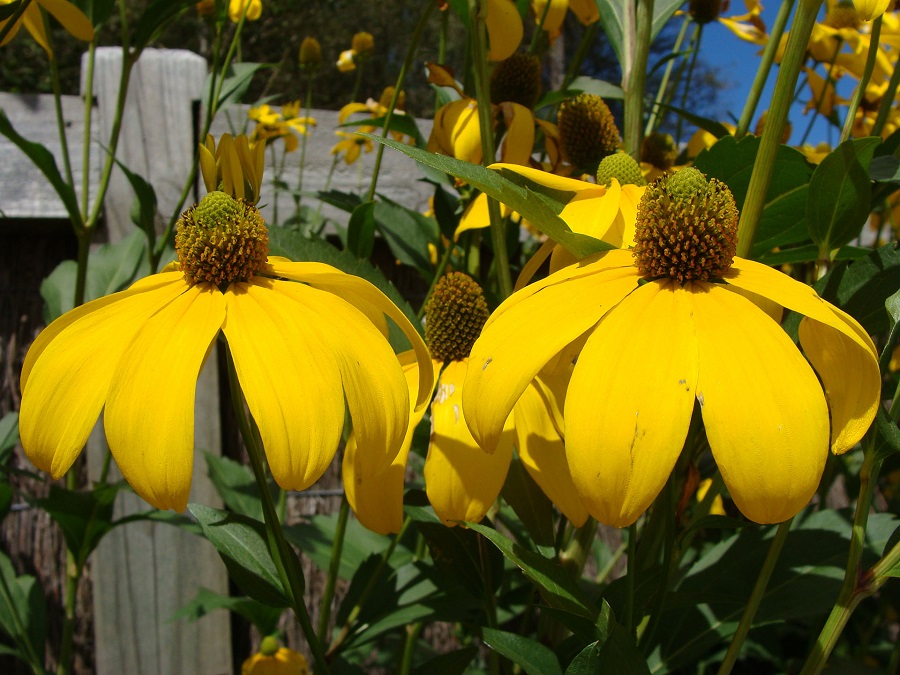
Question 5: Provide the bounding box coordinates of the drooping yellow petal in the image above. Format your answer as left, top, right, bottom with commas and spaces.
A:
425, 360, 515, 526
568, 0, 599, 25
222, 281, 345, 493
267, 260, 433, 411
39, 0, 94, 41
499, 103, 535, 166
21, 4, 51, 54
515, 378, 588, 526
489, 162, 594, 193
450, 100, 483, 164
566, 280, 698, 527
268, 278, 411, 466
105, 284, 225, 512
693, 283, 830, 524
486, 0, 524, 61
343, 354, 440, 535
853, 0, 891, 21
199, 140, 218, 194
532, 0, 568, 37
464, 260, 640, 452
19, 276, 189, 480
725, 258, 879, 453
338, 102, 371, 124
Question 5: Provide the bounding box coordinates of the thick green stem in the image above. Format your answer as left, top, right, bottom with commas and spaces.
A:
737, 0, 823, 258
399, 622, 424, 674
364, 0, 435, 203
469, 0, 512, 298
736, 0, 796, 139
839, 15, 882, 143
717, 518, 793, 675
317, 498, 350, 641
226, 350, 330, 675
624, 0, 653, 158
645, 14, 690, 136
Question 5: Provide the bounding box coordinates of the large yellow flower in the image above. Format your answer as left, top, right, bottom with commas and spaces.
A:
19, 141, 432, 513
0, 0, 93, 56
343, 273, 588, 534
242, 637, 308, 675
462, 168, 880, 528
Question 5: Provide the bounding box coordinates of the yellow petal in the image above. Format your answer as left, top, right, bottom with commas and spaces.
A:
105, 284, 225, 511
39, 0, 94, 41
21, 4, 51, 54
693, 283, 830, 524
464, 259, 640, 452
499, 103, 535, 166
266, 278, 411, 467
490, 162, 594, 193
725, 259, 879, 453
568, 0, 599, 25
515, 238, 555, 291
515, 378, 589, 526
532, 0, 567, 37
343, 354, 440, 534
338, 102, 371, 124
853, 0, 891, 21
267, 261, 433, 411
425, 360, 515, 526
566, 280, 698, 527
19, 276, 189, 480
456, 192, 490, 239
222, 281, 345, 493
199, 141, 218, 194
486, 0, 523, 61
450, 100, 483, 164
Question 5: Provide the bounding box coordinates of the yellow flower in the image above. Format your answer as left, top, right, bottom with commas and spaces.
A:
716, 0, 768, 45
531, 0, 598, 41
330, 100, 377, 164
685, 123, 736, 161
248, 103, 316, 153
0, 0, 93, 56
803, 66, 848, 116
242, 637, 309, 675
18, 190, 432, 512
853, 0, 892, 21
343, 273, 588, 534
228, 0, 261, 22
198, 133, 265, 204
336, 49, 356, 72
336, 32, 375, 71
462, 168, 879, 528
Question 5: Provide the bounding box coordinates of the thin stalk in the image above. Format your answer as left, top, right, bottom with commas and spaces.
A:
624, 0, 654, 158
645, 14, 691, 136
559, 519, 597, 575
295, 73, 314, 213
80, 40, 97, 220
0, 0, 33, 46
364, 0, 435, 203
737, 0, 823, 258
469, 0, 512, 298
596, 541, 628, 584
527, 0, 553, 54
317, 498, 350, 641
625, 523, 638, 636
478, 533, 500, 675
562, 22, 600, 91
736, 0, 796, 139
42, 10, 75, 196
798, 40, 842, 147
417, 241, 456, 320
839, 15, 882, 143
399, 622, 424, 675
226, 350, 330, 674
675, 23, 703, 146
872, 38, 900, 136
717, 518, 793, 675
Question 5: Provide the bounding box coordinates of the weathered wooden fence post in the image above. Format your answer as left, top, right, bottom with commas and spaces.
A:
84, 47, 232, 675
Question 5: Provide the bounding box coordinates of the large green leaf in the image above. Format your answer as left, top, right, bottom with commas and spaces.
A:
595, 0, 683, 83
807, 137, 881, 252
32, 484, 118, 566
363, 134, 612, 258
346, 200, 377, 258
188, 503, 290, 608
869, 154, 900, 184
0, 550, 47, 672
0, 109, 82, 226
203, 63, 267, 111
374, 195, 439, 278
483, 628, 562, 675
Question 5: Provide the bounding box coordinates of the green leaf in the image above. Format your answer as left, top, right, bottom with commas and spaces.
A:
874, 406, 900, 461
0, 549, 47, 671
341, 114, 427, 148
756, 244, 870, 266
346, 200, 377, 258
807, 137, 881, 251
374, 196, 439, 277
204, 452, 277, 521
0, 482, 13, 522
0, 109, 82, 226
879, 287, 900, 374
113, 159, 158, 249
468, 522, 599, 620
483, 628, 562, 675
168, 586, 283, 635
658, 104, 734, 139
595, 0, 682, 83
410, 645, 478, 675
73, 0, 117, 26
188, 503, 290, 608
566, 625, 650, 675
363, 134, 612, 259
32, 484, 118, 566
415, 519, 503, 599
501, 455, 556, 556
870, 154, 900, 183
131, 0, 194, 48
203, 63, 267, 111
0, 412, 19, 466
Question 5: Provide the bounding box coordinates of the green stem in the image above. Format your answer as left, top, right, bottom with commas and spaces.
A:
645, 13, 690, 136
225, 349, 330, 675
872, 38, 900, 137
80, 40, 97, 220
0, 0, 33, 46
317, 498, 350, 641
717, 518, 793, 675
527, 0, 553, 54
469, 0, 512, 299
399, 622, 424, 675
625, 522, 637, 636
559, 519, 597, 576
839, 15, 882, 143
42, 12, 75, 198
562, 22, 600, 92
295, 73, 314, 213
417, 241, 456, 320
364, 0, 435, 204
675, 22, 703, 147
737, 0, 823, 258
624, 0, 653, 158
736, 0, 795, 139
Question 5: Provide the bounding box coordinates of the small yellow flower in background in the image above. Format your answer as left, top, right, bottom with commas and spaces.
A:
716, 0, 768, 44
336, 31, 375, 71
890, 345, 900, 372
228, 0, 261, 22
336, 49, 356, 72
351, 31, 374, 54
242, 636, 309, 675
463, 167, 880, 528
685, 123, 736, 161
853, 0, 892, 21
18, 136, 433, 512
330, 102, 383, 164
199, 133, 265, 204
343, 273, 588, 534
798, 141, 834, 164
0, 0, 94, 56
248, 103, 316, 153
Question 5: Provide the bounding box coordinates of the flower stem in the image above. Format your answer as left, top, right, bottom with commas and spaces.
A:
675, 23, 704, 146
41, 11, 75, 197
317, 498, 350, 641
624, 0, 654, 158
872, 40, 900, 136
737, 0, 823, 258
364, 0, 435, 204
736, 0, 796, 139
399, 622, 424, 674
717, 518, 793, 675
80, 40, 97, 220
625, 522, 638, 636
645, 13, 690, 136
417, 241, 456, 319
225, 348, 330, 675
840, 14, 882, 143
295, 73, 314, 213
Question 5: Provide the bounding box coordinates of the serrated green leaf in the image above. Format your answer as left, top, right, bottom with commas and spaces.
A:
0, 109, 82, 226
364, 134, 611, 258
188, 503, 290, 608
807, 137, 881, 251
483, 628, 562, 675
168, 586, 283, 635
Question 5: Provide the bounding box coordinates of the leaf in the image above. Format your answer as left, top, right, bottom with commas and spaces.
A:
374, 195, 439, 277
0, 109, 82, 226
596, 1, 632, 81
341, 114, 427, 148
113, 159, 158, 249
500, 455, 556, 556
168, 586, 283, 635
364, 134, 612, 258
204, 452, 277, 521
807, 137, 881, 251
410, 645, 478, 675
203, 63, 266, 111
131, 0, 194, 48
874, 406, 900, 462
0, 550, 47, 671
657, 104, 734, 139
32, 484, 118, 565
869, 154, 900, 183
756, 244, 870, 266
415, 519, 503, 599
482, 628, 562, 675
880, 287, 900, 373
468, 522, 599, 620
565, 626, 650, 675
346, 200, 377, 258
188, 503, 290, 608
73, 0, 117, 26
0, 412, 19, 466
